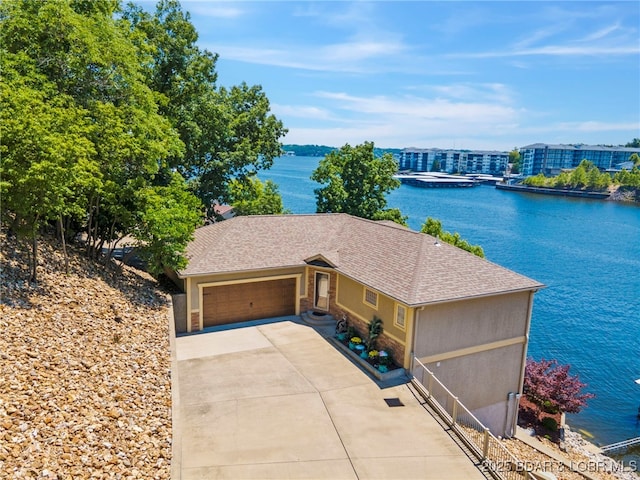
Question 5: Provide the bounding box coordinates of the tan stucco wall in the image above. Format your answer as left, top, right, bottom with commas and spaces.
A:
413, 291, 534, 436
336, 274, 408, 362
421, 343, 525, 410
414, 291, 530, 358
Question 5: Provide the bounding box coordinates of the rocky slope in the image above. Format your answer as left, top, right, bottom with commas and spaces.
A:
503, 429, 638, 480
0, 233, 171, 479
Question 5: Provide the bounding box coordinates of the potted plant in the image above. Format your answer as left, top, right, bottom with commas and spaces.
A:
378, 350, 390, 372
365, 316, 383, 351
368, 350, 379, 364
335, 315, 348, 341
349, 336, 362, 350
346, 326, 356, 343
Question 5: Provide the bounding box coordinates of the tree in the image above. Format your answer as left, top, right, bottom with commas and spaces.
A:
311, 142, 405, 225
569, 163, 588, 188
227, 177, 287, 215
614, 166, 640, 187
431, 159, 441, 172
625, 138, 640, 148
420, 217, 485, 258
523, 173, 548, 187
553, 171, 571, 188
122, 1, 287, 214
0, 72, 96, 280
509, 148, 521, 174
0, 0, 196, 278
523, 358, 594, 415
134, 173, 204, 276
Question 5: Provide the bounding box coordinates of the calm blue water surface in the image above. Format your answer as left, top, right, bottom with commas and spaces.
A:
260, 156, 640, 447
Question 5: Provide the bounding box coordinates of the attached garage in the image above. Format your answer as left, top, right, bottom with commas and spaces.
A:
202, 278, 297, 328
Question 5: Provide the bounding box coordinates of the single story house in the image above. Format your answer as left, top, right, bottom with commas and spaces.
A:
169, 213, 544, 437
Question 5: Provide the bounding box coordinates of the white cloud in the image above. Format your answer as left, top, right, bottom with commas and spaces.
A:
449, 43, 639, 59
182, 3, 245, 18
207, 37, 414, 74
276, 88, 638, 150
276, 89, 525, 149
271, 104, 334, 121
313, 91, 518, 123
554, 121, 640, 133
579, 22, 622, 42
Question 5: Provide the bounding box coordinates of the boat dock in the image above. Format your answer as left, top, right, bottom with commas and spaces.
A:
395, 172, 490, 188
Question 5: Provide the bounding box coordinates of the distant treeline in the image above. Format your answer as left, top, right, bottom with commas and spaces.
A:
283, 144, 403, 158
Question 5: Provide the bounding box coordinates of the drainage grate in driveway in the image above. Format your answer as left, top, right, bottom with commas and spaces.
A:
384, 397, 404, 407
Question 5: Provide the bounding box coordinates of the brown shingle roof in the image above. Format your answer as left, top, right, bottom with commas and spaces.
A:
179, 214, 544, 306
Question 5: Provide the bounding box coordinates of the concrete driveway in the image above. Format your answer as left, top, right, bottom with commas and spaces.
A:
170, 318, 486, 479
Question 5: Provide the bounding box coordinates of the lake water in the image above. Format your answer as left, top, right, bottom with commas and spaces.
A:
259, 155, 640, 449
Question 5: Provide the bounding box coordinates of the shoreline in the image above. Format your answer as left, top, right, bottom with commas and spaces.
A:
496, 182, 611, 199
496, 182, 640, 204
507, 424, 639, 480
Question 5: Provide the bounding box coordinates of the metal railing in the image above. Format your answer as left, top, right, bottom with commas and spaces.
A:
601, 436, 640, 454
412, 356, 534, 480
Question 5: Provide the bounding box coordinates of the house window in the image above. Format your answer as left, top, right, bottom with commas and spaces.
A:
395, 305, 406, 330
314, 272, 329, 310
364, 288, 378, 308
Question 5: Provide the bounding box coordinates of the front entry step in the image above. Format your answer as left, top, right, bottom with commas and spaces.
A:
301, 310, 335, 327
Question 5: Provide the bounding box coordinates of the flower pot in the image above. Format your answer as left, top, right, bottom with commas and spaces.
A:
337, 333, 347, 341
378, 365, 388, 373
348, 342, 356, 350
360, 351, 368, 359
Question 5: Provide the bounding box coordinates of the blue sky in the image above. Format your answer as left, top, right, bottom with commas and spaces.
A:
165, 1, 639, 151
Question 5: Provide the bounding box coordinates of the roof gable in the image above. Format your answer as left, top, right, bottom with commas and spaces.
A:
304, 253, 338, 268
179, 214, 544, 306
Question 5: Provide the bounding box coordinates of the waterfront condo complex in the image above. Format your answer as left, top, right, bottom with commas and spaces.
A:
399, 144, 640, 177
398, 148, 509, 175
519, 143, 640, 176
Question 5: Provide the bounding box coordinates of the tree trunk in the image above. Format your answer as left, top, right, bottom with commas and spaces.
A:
58, 214, 69, 275
103, 218, 118, 265
30, 219, 38, 283
86, 195, 95, 257
91, 198, 101, 260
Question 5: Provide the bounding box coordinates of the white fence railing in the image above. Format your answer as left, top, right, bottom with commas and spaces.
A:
412, 356, 534, 480
601, 436, 640, 453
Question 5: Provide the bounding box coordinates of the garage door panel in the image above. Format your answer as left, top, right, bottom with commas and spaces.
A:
203, 278, 296, 327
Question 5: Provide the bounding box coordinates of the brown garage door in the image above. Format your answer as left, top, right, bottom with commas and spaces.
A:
203, 278, 296, 327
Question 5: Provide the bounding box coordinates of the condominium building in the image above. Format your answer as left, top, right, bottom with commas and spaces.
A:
520, 143, 640, 177
398, 148, 508, 175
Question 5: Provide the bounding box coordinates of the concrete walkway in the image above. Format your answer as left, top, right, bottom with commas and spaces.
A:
171, 318, 487, 479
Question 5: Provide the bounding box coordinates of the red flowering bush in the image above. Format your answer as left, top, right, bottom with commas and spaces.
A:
523, 358, 595, 415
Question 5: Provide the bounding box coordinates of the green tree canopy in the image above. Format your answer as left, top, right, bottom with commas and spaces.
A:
311, 142, 406, 225
420, 218, 485, 258
509, 148, 521, 174
1, 0, 290, 279
134, 173, 204, 276
122, 0, 287, 213
0, 0, 228, 278
227, 177, 287, 216
522, 159, 615, 193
